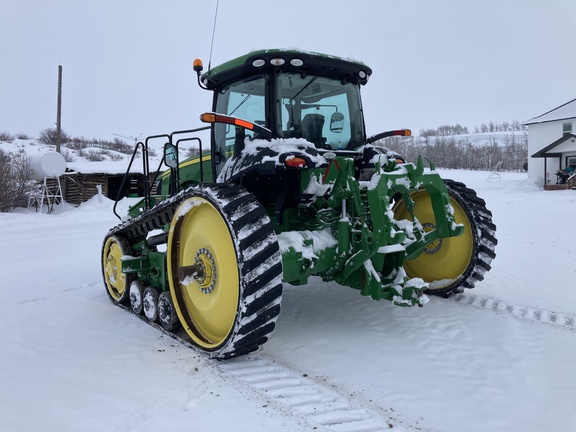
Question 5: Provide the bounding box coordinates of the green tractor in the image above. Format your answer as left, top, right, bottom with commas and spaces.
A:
102, 49, 497, 359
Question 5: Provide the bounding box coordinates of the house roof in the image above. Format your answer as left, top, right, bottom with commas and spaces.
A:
531, 133, 576, 158
524, 98, 576, 125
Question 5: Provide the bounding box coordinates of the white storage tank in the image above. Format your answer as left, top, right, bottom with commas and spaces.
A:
29, 151, 67, 180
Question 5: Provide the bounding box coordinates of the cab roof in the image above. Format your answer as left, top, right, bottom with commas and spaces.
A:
201, 49, 372, 90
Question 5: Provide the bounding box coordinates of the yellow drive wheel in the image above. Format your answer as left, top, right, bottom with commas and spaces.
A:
166, 186, 283, 359
393, 179, 496, 296
168, 196, 239, 349
102, 235, 132, 303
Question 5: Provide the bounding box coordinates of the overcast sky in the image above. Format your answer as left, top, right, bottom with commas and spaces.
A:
2, 0, 576, 141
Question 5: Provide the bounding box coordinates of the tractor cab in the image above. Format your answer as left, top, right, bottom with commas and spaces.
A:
196, 50, 373, 179
147, 49, 411, 229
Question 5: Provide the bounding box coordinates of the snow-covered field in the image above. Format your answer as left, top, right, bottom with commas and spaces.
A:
1, 167, 575, 432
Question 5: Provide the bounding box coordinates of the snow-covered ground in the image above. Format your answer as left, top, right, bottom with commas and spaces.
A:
1, 167, 575, 432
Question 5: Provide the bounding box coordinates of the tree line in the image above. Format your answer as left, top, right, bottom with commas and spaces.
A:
377, 130, 527, 172
419, 120, 525, 138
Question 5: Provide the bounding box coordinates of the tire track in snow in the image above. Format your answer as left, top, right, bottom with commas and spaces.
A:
115, 304, 423, 430
450, 293, 576, 329
217, 355, 406, 432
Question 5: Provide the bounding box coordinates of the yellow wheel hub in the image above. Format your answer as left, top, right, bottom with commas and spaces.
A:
194, 249, 216, 293
167, 197, 240, 349
103, 236, 128, 302
394, 190, 474, 290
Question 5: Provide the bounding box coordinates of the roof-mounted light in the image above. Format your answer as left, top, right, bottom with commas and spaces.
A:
270, 57, 285, 66
193, 58, 203, 73
252, 59, 266, 67
290, 58, 304, 67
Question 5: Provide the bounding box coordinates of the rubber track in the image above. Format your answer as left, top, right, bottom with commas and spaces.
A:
435, 179, 498, 297
102, 183, 283, 360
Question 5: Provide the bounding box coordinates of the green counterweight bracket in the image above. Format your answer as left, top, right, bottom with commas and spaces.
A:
341, 156, 463, 305
284, 155, 464, 307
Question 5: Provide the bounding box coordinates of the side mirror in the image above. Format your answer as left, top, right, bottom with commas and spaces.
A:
330, 112, 345, 133
164, 143, 178, 169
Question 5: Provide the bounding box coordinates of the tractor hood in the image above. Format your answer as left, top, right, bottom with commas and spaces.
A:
216, 137, 328, 183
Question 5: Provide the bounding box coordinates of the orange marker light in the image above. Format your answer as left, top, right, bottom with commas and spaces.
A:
200, 113, 216, 123
193, 59, 203, 73
392, 129, 411, 137
199, 112, 272, 140
235, 119, 253, 130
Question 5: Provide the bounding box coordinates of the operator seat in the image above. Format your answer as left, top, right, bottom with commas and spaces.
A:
301, 114, 326, 148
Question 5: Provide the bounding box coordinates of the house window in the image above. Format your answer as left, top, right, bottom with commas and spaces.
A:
563, 122, 572, 134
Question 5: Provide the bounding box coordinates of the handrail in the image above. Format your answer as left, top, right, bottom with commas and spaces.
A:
112, 125, 211, 220
144, 134, 170, 209
113, 140, 146, 220
175, 137, 205, 184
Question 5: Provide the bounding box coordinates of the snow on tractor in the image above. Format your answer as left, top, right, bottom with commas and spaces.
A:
102, 49, 497, 359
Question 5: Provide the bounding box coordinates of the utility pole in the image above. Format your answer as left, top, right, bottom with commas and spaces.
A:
56, 65, 62, 153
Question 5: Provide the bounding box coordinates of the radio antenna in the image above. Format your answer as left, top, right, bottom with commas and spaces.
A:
208, 0, 220, 71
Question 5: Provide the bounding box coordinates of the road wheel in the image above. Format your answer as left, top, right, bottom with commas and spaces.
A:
393, 179, 497, 297
129, 281, 144, 314
143, 286, 159, 322
158, 291, 178, 331
167, 185, 282, 359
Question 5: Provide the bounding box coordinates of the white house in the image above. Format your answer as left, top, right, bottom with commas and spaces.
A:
526, 98, 576, 189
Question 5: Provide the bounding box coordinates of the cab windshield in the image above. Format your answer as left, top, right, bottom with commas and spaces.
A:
275, 73, 365, 150
212, 71, 366, 173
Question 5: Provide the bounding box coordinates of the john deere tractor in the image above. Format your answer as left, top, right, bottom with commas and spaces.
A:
102, 49, 497, 359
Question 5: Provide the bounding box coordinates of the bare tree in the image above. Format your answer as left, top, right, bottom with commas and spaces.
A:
39, 128, 70, 145
0, 149, 33, 212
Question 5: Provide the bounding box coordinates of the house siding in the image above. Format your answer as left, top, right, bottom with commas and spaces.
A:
527, 120, 565, 178
526, 98, 576, 183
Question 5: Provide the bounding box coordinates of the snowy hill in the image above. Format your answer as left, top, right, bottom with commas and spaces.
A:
0, 136, 164, 175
